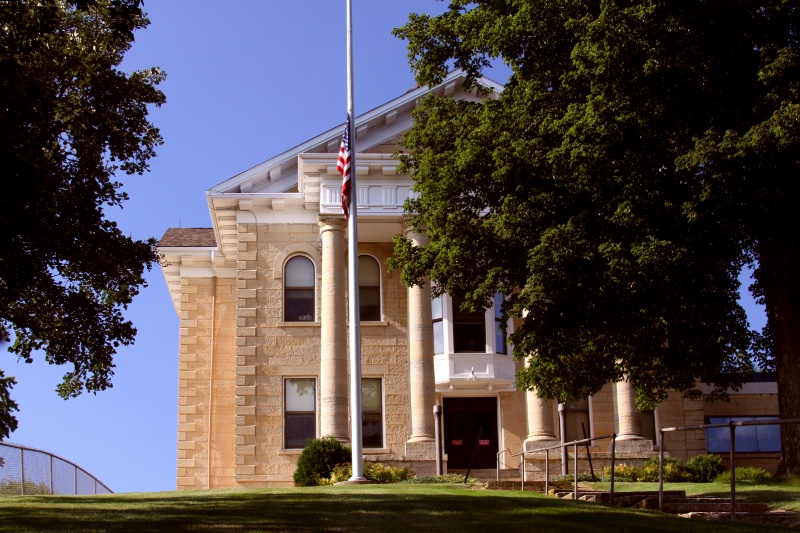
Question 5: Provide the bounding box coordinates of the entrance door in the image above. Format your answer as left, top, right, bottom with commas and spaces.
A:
443, 397, 498, 469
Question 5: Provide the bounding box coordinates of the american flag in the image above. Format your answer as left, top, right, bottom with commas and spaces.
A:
337, 116, 352, 220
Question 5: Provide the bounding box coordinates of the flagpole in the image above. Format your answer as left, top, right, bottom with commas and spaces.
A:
345, 0, 365, 482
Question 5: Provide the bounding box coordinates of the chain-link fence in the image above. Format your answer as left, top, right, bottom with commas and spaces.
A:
0, 441, 112, 495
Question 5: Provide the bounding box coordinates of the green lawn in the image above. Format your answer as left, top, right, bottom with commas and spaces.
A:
587, 479, 800, 513
0, 483, 796, 532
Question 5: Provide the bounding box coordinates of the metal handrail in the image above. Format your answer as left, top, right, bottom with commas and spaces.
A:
495, 448, 511, 483
658, 418, 800, 521
511, 433, 618, 501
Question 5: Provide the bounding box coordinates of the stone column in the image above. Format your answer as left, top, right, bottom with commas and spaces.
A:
524, 389, 558, 451
318, 218, 348, 441
406, 229, 435, 444
615, 377, 652, 451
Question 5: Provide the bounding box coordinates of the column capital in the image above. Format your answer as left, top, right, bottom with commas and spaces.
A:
318, 217, 347, 234
401, 217, 428, 245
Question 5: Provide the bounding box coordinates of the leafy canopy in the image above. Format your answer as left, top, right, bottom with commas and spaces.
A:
391, 0, 798, 409
0, 0, 165, 439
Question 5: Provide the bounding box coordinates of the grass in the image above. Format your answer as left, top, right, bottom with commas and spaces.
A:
0, 483, 796, 532
587, 478, 800, 512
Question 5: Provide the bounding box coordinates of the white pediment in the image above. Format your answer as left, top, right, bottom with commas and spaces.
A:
205, 70, 503, 257
207, 70, 502, 197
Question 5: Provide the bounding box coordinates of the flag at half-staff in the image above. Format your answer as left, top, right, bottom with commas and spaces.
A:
337, 116, 352, 219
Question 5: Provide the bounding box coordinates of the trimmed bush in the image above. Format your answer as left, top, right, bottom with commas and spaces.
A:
324, 462, 414, 484
293, 437, 351, 487
601, 457, 692, 482
602, 463, 642, 481
401, 473, 478, 484
552, 473, 600, 482
685, 454, 726, 482
714, 467, 772, 483
639, 455, 691, 482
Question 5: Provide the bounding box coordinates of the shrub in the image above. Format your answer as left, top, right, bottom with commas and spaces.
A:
365, 462, 414, 483
602, 463, 642, 481
401, 473, 478, 484
293, 437, 351, 487
714, 467, 772, 483
685, 454, 726, 483
639, 456, 691, 482
601, 457, 692, 482
552, 473, 600, 482
323, 462, 415, 484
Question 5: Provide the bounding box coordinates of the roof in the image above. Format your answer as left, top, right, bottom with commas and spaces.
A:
158, 228, 217, 248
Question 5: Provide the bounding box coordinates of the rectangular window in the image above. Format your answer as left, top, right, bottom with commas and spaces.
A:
640, 409, 657, 444
358, 255, 381, 321
432, 295, 443, 354
362, 378, 383, 448
453, 296, 486, 353
706, 416, 781, 453
563, 398, 591, 442
493, 293, 507, 355
285, 378, 316, 449
285, 289, 315, 321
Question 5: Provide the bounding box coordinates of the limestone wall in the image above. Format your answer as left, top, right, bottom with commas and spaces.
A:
176, 276, 237, 490
233, 224, 412, 487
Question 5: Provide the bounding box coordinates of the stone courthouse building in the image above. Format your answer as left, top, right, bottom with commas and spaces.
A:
159, 71, 781, 489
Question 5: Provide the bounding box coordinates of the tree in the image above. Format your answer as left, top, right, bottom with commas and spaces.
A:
391, 1, 800, 472
0, 0, 165, 440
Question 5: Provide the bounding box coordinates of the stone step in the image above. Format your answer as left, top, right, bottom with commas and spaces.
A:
552, 490, 685, 503
636, 497, 748, 508
632, 498, 769, 514
448, 468, 520, 482
487, 480, 563, 491
679, 511, 800, 526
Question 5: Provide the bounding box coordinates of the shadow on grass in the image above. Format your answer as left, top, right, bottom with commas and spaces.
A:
0, 485, 788, 532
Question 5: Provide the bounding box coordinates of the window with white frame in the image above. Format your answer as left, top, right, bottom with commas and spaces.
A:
562, 397, 591, 441
284, 256, 315, 322
432, 294, 444, 354
493, 293, 507, 355
453, 296, 487, 353
362, 378, 383, 448
431, 293, 510, 355
284, 378, 316, 448
358, 255, 381, 321
640, 409, 657, 443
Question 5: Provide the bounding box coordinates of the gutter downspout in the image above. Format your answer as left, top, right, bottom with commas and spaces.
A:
207, 249, 217, 489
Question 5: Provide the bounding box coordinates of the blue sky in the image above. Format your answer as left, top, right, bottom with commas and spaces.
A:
5, 1, 767, 494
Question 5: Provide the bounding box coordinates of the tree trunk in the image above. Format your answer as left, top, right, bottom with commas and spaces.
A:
758, 228, 800, 475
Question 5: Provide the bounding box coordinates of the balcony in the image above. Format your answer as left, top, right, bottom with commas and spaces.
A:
434, 352, 517, 392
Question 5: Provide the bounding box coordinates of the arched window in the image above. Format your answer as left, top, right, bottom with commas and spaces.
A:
358, 255, 381, 321
284, 256, 315, 322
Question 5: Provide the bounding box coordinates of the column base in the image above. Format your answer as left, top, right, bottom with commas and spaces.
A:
524, 437, 559, 452
405, 440, 437, 460
614, 438, 654, 452
335, 478, 376, 485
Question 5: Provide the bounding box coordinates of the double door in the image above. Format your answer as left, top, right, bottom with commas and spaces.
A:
442, 397, 498, 469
